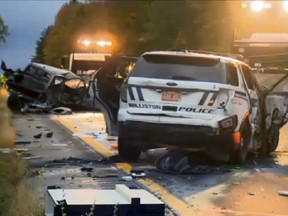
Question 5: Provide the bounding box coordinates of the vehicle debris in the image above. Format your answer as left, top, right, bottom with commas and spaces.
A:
155, 150, 231, 174
46, 131, 53, 138
22, 155, 42, 160
247, 192, 256, 196
49, 107, 72, 115
120, 176, 133, 181
278, 191, 288, 197
80, 167, 94, 172
14, 140, 31, 145
33, 133, 42, 139
130, 170, 146, 178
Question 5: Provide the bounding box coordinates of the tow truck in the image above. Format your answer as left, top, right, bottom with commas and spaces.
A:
61, 52, 111, 78
231, 0, 288, 155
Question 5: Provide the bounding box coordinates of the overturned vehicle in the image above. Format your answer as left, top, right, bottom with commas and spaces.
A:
1, 56, 137, 113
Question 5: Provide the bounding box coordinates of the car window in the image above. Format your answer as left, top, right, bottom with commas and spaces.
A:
41, 72, 51, 83
130, 54, 227, 84
241, 65, 254, 90
25, 66, 42, 78
226, 63, 239, 87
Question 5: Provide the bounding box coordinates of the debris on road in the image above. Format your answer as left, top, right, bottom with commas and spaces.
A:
111, 143, 118, 149
155, 150, 231, 174
121, 176, 133, 181
80, 167, 94, 172
15, 140, 32, 145
46, 131, 53, 138
33, 133, 42, 139
130, 170, 146, 178
49, 107, 72, 115
278, 191, 288, 197
106, 137, 117, 141
14, 147, 28, 152
22, 155, 42, 160
247, 192, 256, 196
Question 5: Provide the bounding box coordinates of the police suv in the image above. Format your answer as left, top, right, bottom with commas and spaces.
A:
94, 51, 288, 164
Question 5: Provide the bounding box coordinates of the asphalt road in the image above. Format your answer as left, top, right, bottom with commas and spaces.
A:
13, 113, 288, 216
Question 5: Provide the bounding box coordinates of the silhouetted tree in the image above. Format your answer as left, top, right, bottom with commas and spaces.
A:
32, 26, 52, 63
0, 15, 8, 45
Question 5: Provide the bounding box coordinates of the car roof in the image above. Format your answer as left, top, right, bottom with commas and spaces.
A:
141, 51, 243, 65
31, 62, 72, 75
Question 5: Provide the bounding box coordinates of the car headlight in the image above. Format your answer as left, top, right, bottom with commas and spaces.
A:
218, 115, 238, 132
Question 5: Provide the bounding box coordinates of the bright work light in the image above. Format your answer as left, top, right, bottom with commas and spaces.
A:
250, 1, 265, 12
284, 1, 288, 11
82, 40, 91, 47
96, 40, 112, 47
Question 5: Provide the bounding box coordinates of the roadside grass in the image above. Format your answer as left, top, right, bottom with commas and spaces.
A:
0, 88, 44, 216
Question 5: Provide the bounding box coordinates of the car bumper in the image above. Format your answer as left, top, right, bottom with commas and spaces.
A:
119, 121, 238, 154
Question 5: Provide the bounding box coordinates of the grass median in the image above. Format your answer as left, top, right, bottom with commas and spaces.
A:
0, 88, 43, 216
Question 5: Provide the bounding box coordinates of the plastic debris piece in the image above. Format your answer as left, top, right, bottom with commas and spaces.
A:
49, 107, 72, 115
278, 191, 288, 197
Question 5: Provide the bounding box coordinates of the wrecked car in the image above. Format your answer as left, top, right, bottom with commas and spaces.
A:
93, 51, 288, 164
2, 56, 137, 113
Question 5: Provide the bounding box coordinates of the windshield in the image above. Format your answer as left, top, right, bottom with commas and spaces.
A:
130, 54, 228, 84
71, 60, 105, 76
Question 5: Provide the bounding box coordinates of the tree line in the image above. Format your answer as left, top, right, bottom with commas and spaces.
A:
33, 1, 239, 67
0, 15, 8, 45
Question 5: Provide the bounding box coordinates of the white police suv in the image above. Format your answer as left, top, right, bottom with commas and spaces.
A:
93, 51, 288, 164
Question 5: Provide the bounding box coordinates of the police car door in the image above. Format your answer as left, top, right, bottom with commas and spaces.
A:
255, 69, 288, 137
241, 65, 261, 139
92, 56, 137, 136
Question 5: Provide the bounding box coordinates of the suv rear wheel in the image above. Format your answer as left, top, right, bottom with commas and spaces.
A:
229, 122, 250, 164
118, 136, 141, 162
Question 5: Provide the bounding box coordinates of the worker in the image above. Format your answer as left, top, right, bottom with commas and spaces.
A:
0, 73, 8, 87
0, 60, 14, 88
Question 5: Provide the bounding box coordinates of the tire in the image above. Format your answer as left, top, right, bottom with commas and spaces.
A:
267, 125, 280, 153
118, 136, 141, 162
229, 122, 250, 164
7, 93, 24, 112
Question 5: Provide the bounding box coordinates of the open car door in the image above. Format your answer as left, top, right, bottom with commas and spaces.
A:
253, 68, 288, 152
91, 56, 138, 136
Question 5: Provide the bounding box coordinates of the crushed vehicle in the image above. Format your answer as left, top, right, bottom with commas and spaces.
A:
1, 56, 137, 113
93, 50, 288, 164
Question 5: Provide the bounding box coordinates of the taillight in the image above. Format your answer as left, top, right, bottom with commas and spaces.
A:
218, 115, 238, 133
120, 80, 128, 102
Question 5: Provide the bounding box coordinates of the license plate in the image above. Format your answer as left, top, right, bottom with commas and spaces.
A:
162, 91, 181, 102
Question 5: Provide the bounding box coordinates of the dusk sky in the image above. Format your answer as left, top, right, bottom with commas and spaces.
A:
0, 0, 67, 69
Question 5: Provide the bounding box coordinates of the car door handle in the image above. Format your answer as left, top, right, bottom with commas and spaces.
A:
166, 82, 177, 86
